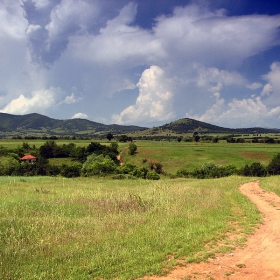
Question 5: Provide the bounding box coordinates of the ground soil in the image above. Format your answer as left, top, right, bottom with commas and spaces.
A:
141, 181, 280, 279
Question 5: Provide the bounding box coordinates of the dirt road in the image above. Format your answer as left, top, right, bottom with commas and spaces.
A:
143, 181, 280, 279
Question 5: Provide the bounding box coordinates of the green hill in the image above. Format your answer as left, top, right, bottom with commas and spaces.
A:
141, 118, 280, 135
0, 113, 279, 138
0, 113, 146, 137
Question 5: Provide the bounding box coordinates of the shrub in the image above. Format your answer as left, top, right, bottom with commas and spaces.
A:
82, 154, 117, 176
128, 143, 137, 155
176, 168, 190, 178
149, 162, 163, 174
239, 162, 267, 177
61, 163, 82, 178
267, 153, 280, 175
117, 163, 148, 179
146, 171, 160, 180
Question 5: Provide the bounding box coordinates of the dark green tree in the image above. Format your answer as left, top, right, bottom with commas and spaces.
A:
106, 133, 114, 141
267, 153, 280, 175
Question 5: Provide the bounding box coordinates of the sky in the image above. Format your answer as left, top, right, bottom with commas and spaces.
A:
0, 0, 280, 128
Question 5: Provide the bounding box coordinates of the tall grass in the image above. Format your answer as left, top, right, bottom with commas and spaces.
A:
0, 176, 260, 279
259, 175, 280, 196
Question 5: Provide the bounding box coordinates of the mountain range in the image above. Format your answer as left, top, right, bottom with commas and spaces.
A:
0, 113, 279, 138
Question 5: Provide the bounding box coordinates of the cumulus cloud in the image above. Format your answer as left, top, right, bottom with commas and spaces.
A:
72, 113, 88, 119
0, 87, 62, 114
63, 93, 81, 104
1, 1, 280, 127
112, 65, 174, 125
246, 82, 263, 90
188, 92, 280, 128
261, 83, 273, 96
262, 62, 280, 106
153, 4, 280, 68
195, 64, 246, 87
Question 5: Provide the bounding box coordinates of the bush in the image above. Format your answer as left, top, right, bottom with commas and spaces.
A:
267, 153, 280, 175
149, 162, 163, 174
61, 163, 82, 178
117, 163, 148, 179
239, 162, 267, 177
176, 168, 190, 178
146, 171, 160, 180
176, 162, 238, 179
128, 143, 137, 155
82, 154, 117, 176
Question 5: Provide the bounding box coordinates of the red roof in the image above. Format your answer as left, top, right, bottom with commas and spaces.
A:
20, 154, 37, 160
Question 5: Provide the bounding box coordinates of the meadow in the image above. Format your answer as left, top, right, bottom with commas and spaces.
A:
1, 138, 279, 175
119, 140, 280, 174
0, 175, 265, 279
1, 139, 280, 279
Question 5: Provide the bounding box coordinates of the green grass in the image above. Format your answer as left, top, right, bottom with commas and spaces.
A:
121, 141, 279, 174
259, 175, 280, 196
0, 176, 262, 279
0, 139, 95, 150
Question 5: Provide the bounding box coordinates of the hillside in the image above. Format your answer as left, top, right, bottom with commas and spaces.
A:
140, 118, 280, 135
0, 113, 147, 138
0, 113, 279, 138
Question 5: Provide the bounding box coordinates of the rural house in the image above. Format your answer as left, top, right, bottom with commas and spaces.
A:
20, 154, 37, 164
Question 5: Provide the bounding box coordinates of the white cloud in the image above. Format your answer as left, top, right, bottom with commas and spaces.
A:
63, 93, 81, 104
72, 113, 88, 119
0, 87, 62, 114
262, 62, 280, 106
70, 2, 163, 67
246, 82, 263, 90
31, 0, 51, 9
154, 5, 280, 68
0, 1, 280, 128
195, 64, 246, 87
261, 83, 273, 96
112, 65, 174, 125
0, 1, 27, 39
187, 92, 280, 128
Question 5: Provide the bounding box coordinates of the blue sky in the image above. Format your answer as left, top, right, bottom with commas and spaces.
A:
0, 0, 280, 128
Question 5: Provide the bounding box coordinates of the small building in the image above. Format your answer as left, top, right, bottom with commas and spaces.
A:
20, 154, 37, 164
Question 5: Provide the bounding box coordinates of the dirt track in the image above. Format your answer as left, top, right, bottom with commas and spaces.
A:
143, 181, 280, 279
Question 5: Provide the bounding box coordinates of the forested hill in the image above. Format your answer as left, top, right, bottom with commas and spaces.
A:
145, 118, 280, 134
0, 113, 147, 137
0, 113, 279, 138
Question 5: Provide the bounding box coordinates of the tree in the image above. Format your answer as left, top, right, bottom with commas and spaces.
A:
128, 143, 137, 155
106, 133, 114, 141
82, 154, 117, 176
267, 153, 280, 175
61, 163, 82, 178
118, 135, 129, 142
39, 141, 57, 158
177, 136, 183, 142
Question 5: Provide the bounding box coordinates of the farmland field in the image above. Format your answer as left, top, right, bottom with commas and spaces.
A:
0, 175, 264, 279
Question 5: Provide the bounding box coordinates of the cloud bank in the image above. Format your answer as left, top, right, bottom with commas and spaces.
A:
0, 1, 280, 128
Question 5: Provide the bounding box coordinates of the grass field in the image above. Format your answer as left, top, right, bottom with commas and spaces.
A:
1, 139, 279, 175
0, 175, 263, 279
260, 176, 280, 196
120, 141, 280, 174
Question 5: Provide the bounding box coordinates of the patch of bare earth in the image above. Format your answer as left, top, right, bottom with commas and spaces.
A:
140, 181, 280, 279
